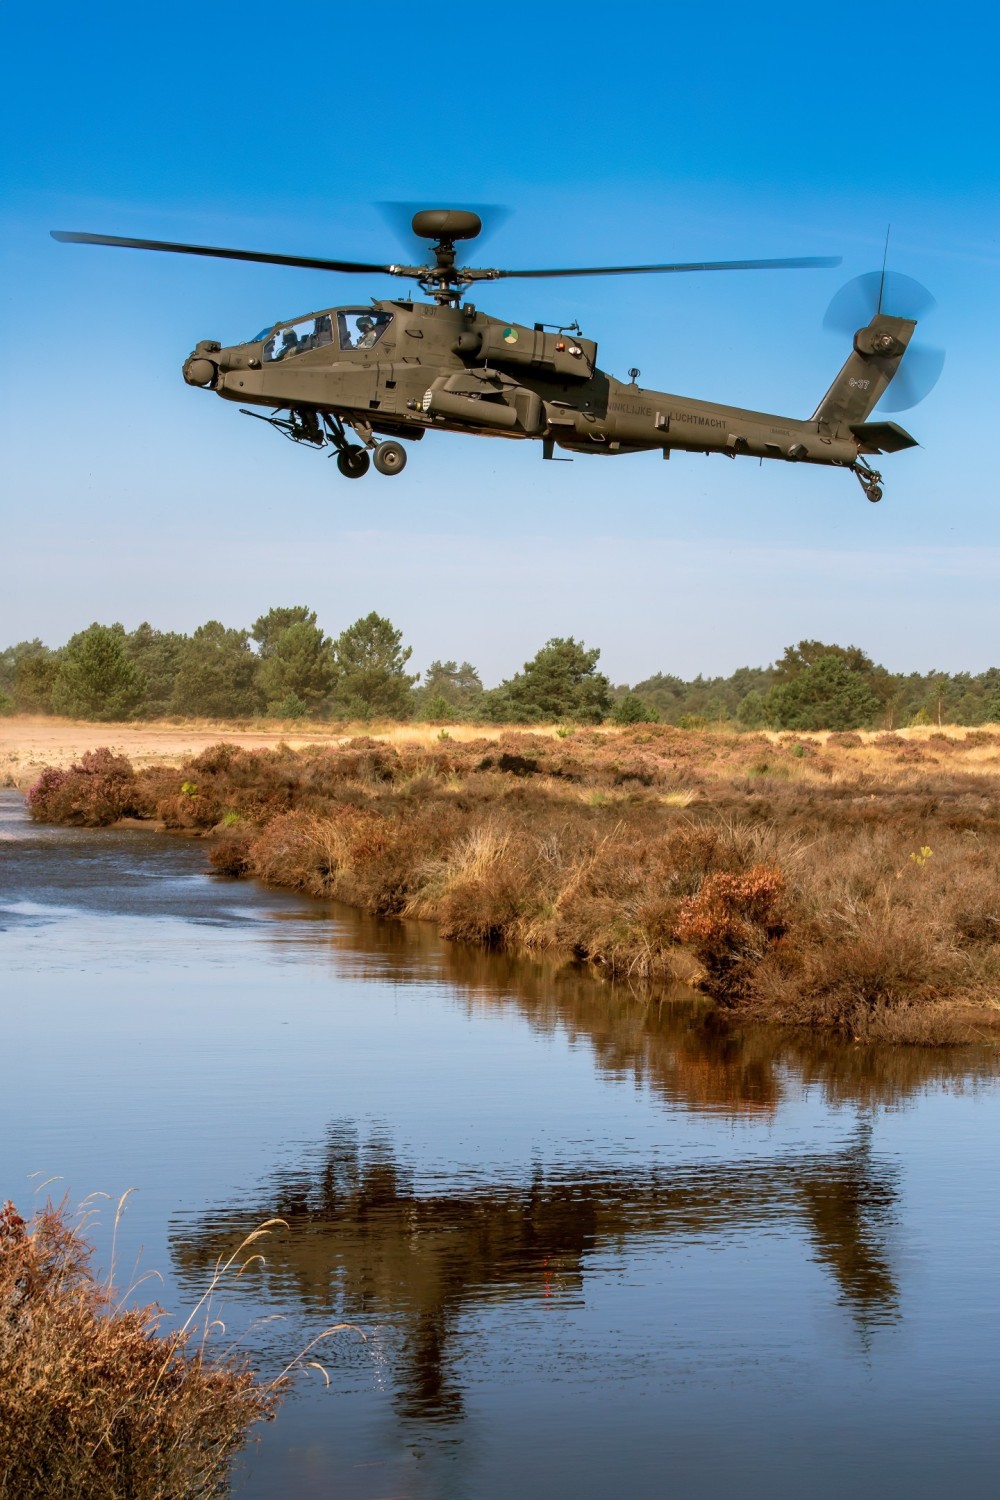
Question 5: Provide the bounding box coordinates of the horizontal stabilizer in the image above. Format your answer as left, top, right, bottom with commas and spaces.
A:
849, 420, 919, 454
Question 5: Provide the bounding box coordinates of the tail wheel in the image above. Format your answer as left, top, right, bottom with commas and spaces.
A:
867, 485, 883, 503
337, 446, 370, 479
373, 440, 407, 476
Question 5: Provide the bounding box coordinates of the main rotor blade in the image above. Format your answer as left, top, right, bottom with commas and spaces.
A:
494, 255, 842, 280
50, 230, 391, 276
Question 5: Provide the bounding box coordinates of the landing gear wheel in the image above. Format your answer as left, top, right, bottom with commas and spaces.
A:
337, 446, 370, 479
852, 461, 884, 504
373, 440, 407, 476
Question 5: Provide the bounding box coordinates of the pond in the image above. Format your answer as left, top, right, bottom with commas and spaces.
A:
1, 789, 998, 1498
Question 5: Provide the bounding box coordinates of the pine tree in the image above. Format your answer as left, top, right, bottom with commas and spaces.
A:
330, 613, 417, 720
51, 624, 146, 721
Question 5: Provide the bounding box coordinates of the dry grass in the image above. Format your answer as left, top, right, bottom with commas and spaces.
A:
0, 1193, 354, 1500
24, 727, 1000, 1043
0, 1197, 275, 1499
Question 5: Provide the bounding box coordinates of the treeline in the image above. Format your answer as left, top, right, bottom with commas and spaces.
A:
629, 641, 1000, 731
0, 612, 609, 725
2, 611, 999, 729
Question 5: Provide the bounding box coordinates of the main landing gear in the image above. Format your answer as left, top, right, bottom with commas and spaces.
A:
336, 446, 370, 479
241, 406, 410, 477
372, 440, 407, 475
335, 440, 407, 478
852, 459, 884, 503
326, 414, 407, 480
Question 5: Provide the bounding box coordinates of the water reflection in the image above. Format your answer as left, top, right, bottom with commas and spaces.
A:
282, 903, 991, 1116
172, 1120, 898, 1423
7, 792, 998, 1496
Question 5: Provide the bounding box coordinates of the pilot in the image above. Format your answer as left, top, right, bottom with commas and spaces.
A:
355, 315, 378, 349
279, 329, 299, 358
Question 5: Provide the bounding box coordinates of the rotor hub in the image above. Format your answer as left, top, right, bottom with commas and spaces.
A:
410, 209, 482, 243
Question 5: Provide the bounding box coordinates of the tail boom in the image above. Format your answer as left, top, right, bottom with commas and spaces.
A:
812, 314, 917, 431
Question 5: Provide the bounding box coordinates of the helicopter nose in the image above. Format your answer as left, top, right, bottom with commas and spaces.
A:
183, 341, 221, 388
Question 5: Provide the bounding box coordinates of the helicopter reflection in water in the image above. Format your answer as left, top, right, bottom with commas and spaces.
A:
171, 1120, 899, 1424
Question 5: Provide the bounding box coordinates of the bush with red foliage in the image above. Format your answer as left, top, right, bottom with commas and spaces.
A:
675, 865, 787, 998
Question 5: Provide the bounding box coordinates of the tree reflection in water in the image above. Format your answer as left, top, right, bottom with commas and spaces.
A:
171, 1121, 899, 1423
304, 902, 991, 1115
171, 901, 990, 1425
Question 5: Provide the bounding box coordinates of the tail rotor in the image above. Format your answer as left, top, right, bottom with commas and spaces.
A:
824, 270, 944, 411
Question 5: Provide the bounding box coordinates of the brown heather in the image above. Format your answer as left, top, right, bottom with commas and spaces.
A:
27, 726, 1000, 1042
0, 1198, 279, 1500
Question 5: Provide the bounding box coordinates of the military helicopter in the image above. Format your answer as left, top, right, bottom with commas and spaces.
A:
52, 209, 942, 502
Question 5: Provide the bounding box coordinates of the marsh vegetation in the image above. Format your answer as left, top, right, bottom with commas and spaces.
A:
26, 725, 1000, 1042
0, 1198, 284, 1500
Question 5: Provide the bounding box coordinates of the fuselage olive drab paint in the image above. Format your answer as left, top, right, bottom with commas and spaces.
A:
52, 209, 929, 502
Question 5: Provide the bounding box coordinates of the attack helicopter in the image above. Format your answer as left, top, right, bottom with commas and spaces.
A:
52, 209, 943, 502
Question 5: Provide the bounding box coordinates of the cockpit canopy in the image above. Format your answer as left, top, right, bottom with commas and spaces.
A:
259, 309, 393, 361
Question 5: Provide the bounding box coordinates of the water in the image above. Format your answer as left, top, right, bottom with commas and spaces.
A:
2, 788, 998, 1498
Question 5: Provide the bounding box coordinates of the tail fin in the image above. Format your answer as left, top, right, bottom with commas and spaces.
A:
812, 314, 917, 431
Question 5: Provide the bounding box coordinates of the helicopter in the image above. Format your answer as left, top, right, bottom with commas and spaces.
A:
51, 209, 943, 502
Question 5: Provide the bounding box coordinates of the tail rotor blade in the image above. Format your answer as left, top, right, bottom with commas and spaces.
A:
824, 268, 943, 410
824, 270, 937, 335
878, 344, 945, 412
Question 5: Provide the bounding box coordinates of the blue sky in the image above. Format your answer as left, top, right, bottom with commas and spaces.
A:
2, 1, 997, 685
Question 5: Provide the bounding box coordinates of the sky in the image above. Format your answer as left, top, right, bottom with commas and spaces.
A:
2, 1, 998, 687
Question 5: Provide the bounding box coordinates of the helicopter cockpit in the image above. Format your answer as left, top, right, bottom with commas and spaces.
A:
337, 310, 393, 350
261, 309, 392, 361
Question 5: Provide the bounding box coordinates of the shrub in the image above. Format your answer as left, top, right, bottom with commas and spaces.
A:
423, 693, 455, 723
25, 731, 1000, 1040
736, 691, 770, 729
208, 833, 253, 877
27, 749, 140, 826
675, 865, 787, 998
613, 693, 659, 726
0, 1198, 277, 1500
274, 692, 309, 720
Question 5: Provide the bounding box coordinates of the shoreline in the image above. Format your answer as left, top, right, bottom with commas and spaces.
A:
19, 726, 1000, 1046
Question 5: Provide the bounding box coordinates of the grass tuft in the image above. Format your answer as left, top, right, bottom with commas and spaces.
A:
0, 1196, 354, 1500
